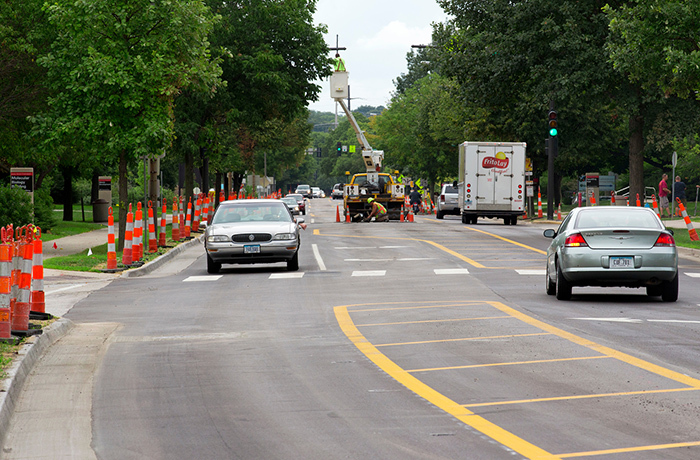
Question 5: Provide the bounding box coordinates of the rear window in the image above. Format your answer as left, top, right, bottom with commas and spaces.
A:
213, 203, 292, 224
575, 209, 661, 229
443, 185, 457, 193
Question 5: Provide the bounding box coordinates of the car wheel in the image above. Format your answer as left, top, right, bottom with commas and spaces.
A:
646, 285, 662, 297
555, 261, 572, 300
436, 210, 444, 219
546, 263, 556, 295
661, 274, 678, 302
207, 254, 221, 274
302, 209, 306, 215
287, 251, 299, 271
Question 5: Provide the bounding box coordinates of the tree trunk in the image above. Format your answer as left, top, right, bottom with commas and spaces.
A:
118, 150, 128, 252
61, 165, 73, 222
91, 171, 99, 204
185, 149, 194, 203
628, 113, 645, 203
214, 172, 222, 208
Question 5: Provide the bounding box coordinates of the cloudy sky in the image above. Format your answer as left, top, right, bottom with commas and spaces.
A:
309, 0, 451, 114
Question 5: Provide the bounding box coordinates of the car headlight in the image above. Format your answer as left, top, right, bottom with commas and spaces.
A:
207, 235, 230, 243
273, 233, 296, 241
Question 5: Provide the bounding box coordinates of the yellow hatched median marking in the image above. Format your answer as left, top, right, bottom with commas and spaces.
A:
334, 303, 560, 460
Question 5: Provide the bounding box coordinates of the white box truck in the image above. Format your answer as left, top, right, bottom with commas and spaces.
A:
458, 141, 526, 225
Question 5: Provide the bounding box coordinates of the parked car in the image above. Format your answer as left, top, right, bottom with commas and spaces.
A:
204, 199, 304, 273
331, 183, 344, 199
436, 183, 459, 219
281, 196, 300, 215
295, 184, 312, 198
311, 186, 322, 198
286, 193, 306, 215
543, 207, 677, 301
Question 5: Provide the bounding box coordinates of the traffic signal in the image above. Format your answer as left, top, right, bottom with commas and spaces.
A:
336, 142, 342, 156
548, 110, 558, 137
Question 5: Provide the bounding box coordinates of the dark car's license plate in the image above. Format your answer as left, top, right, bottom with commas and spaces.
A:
610, 256, 633, 268
244, 245, 261, 254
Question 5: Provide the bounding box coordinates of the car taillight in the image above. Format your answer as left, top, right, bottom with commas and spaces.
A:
654, 233, 675, 247
440, 194, 445, 201
565, 233, 588, 247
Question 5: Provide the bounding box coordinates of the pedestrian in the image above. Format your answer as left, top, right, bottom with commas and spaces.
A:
673, 176, 686, 212
658, 173, 671, 218
364, 197, 389, 222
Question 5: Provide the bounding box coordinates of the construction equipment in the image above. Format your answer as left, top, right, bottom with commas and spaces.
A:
330, 58, 404, 220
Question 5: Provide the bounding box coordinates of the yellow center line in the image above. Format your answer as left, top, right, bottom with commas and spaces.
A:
464, 387, 700, 408
408, 355, 611, 373
558, 440, 700, 458
356, 315, 513, 327
334, 304, 560, 460
375, 332, 551, 348
465, 226, 548, 255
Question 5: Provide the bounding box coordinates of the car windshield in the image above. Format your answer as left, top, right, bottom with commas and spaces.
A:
287, 194, 303, 201
575, 209, 661, 229
281, 198, 297, 206
212, 203, 292, 224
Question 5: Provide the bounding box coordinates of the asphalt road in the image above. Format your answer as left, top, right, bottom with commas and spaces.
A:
4, 198, 700, 459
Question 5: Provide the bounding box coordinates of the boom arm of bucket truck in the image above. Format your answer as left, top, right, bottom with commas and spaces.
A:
330, 71, 383, 182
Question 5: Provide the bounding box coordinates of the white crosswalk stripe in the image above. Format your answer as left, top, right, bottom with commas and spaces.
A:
184, 275, 222, 282
515, 269, 546, 276
269, 272, 304, 279
352, 270, 386, 277
684, 273, 700, 278
434, 268, 470, 275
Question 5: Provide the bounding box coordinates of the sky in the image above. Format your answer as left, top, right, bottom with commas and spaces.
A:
309, 0, 451, 114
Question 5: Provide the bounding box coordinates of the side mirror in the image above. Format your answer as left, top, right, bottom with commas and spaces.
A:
295, 217, 305, 224
453, 180, 458, 188
543, 229, 556, 238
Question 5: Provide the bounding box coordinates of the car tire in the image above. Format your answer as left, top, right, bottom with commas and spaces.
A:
555, 262, 572, 300
661, 274, 678, 302
436, 210, 444, 219
646, 285, 662, 297
546, 264, 556, 295
287, 251, 299, 271
207, 254, 221, 274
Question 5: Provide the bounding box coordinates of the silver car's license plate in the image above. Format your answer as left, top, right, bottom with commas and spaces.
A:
610, 256, 633, 269
244, 245, 260, 254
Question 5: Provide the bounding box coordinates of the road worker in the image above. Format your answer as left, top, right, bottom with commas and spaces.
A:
364, 197, 389, 222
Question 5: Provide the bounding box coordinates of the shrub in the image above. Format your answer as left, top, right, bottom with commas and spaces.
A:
0, 185, 33, 228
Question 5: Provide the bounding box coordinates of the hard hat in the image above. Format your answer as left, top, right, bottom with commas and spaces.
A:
367, 197, 375, 203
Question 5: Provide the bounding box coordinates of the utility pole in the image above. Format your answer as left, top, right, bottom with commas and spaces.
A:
547, 101, 558, 220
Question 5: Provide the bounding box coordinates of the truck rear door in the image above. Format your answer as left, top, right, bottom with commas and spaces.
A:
477, 145, 514, 209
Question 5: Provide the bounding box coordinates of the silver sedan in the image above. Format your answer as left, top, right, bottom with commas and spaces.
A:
204, 199, 304, 273
543, 206, 678, 301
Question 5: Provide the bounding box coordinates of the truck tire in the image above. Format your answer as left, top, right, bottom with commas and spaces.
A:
462, 214, 468, 224
511, 216, 518, 225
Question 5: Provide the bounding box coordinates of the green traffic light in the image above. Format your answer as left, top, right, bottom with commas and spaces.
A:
549, 128, 558, 136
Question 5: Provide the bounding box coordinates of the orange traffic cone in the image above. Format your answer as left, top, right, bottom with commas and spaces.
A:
336, 205, 341, 223
537, 187, 543, 218
610, 191, 616, 205
122, 204, 134, 266
0, 235, 11, 340
677, 198, 699, 241
400, 205, 405, 222
651, 195, 660, 217
557, 203, 562, 221
636, 193, 641, 207
107, 207, 117, 269
346, 208, 351, 223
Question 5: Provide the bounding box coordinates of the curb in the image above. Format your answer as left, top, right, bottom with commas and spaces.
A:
120, 234, 204, 278
0, 318, 75, 449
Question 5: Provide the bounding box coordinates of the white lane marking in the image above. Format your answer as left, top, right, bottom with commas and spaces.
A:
44, 284, 83, 294
516, 269, 546, 276
684, 273, 700, 278
184, 275, 222, 282
269, 272, 304, 279
352, 270, 386, 277
345, 258, 391, 262
345, 258, 433, 262
647, 319, 700, 324
573, 317, 643, 323
335, 246, 378, 250
379, 246, 409, 249
312, 244, 326, 271
434, 268, 470, 275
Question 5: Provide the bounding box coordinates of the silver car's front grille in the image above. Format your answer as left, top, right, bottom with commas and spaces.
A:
232, 233, 272, 243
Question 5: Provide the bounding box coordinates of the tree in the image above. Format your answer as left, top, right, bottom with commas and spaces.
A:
606, 1, 700, 100
36, 0, 222, 249
172, 0, 333, 198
